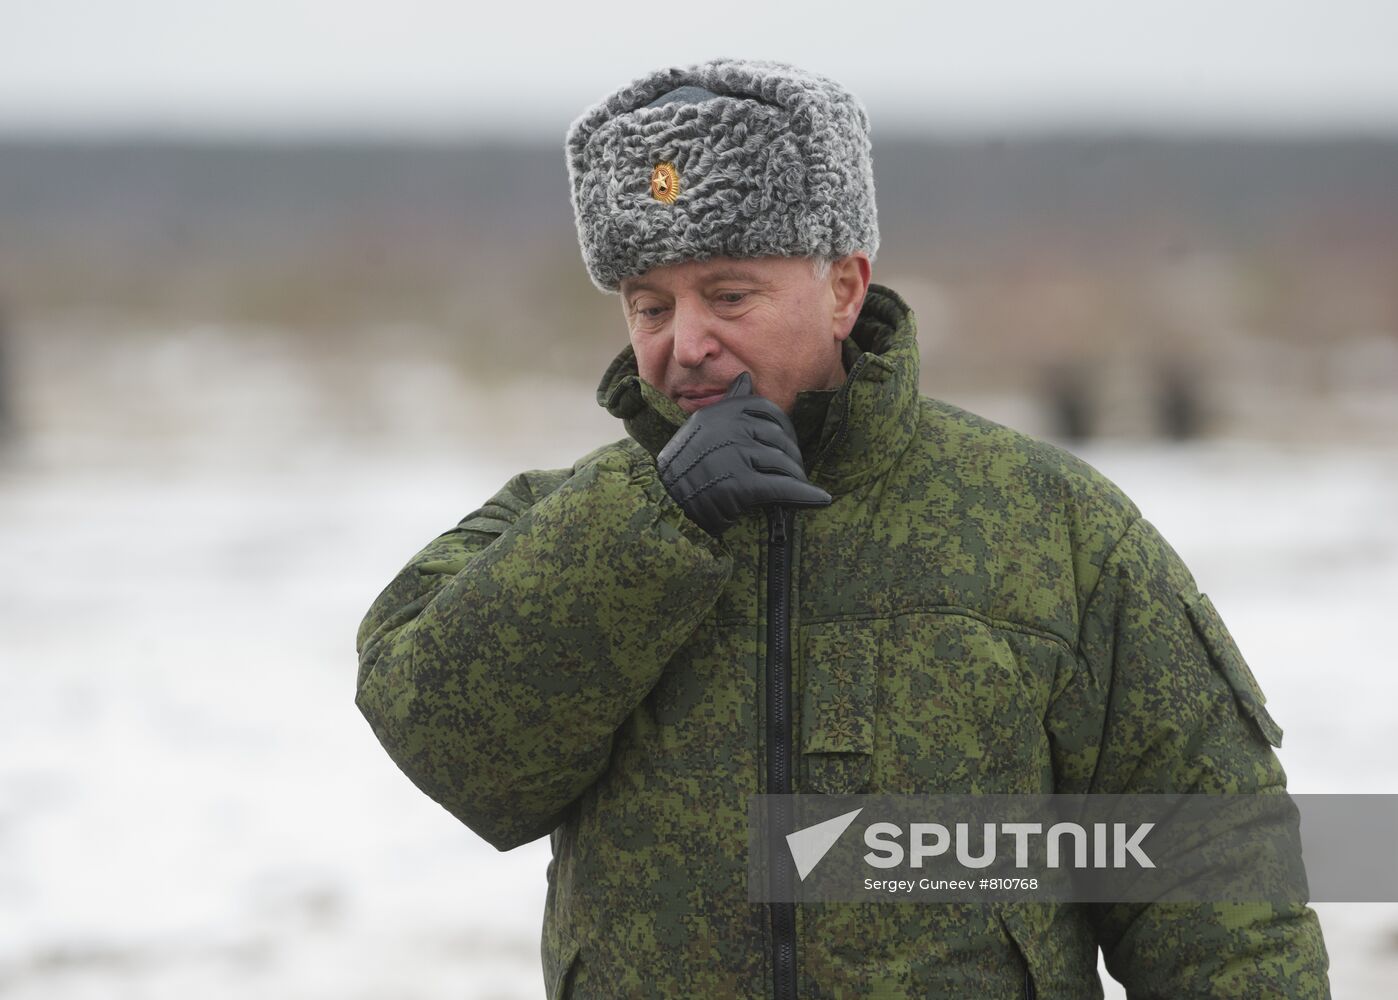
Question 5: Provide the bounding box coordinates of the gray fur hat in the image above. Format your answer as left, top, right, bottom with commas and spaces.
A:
565, 57, 880, 292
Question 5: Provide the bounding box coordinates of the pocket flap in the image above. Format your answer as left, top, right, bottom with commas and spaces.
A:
800, 621, 879, 794
1181, 591, 1284, 748
801, 621, 879, 755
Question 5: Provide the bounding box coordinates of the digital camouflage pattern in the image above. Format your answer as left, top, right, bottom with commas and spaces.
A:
355, 284, 1330, 998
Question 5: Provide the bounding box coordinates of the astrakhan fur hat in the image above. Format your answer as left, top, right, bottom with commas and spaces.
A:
565, 58, 880, 292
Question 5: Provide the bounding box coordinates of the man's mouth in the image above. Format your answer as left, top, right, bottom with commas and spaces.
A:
675, 388, 729, 412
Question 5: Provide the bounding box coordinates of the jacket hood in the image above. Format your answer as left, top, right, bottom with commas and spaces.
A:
595, 282, 922, 495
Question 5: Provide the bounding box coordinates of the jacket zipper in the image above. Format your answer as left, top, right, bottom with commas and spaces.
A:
766, 506, 798, 1000
765, 506, 1029, 1000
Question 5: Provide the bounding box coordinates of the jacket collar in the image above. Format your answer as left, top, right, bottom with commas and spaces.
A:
596, 282, 921, 496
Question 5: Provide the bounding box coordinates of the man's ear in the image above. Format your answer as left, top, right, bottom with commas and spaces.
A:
830, 253, 872, 342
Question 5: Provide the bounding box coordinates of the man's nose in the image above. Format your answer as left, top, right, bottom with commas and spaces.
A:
671, 302, 720, 368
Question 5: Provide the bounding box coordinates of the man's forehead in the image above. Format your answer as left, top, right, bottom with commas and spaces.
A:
620, 258, 786, 295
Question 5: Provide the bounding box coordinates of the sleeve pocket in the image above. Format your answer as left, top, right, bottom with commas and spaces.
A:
800, 621, 880, 794
1180, 590, 1284, 748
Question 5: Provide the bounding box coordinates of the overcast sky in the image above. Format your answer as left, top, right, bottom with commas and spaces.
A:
4, 0, 1398, 137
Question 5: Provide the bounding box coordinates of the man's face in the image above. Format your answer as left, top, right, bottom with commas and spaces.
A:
619, 254, 870, 415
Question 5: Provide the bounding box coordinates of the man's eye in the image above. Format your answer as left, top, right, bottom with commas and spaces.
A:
717, 292, 746, 305
638, 306, 667, 319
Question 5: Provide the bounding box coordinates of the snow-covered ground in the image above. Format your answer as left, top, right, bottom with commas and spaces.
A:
0, 324, 1394, 998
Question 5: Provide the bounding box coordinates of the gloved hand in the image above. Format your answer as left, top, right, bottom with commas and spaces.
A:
657, 372, 833, 537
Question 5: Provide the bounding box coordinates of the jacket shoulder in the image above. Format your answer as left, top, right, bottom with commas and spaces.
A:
917, 396, 1137, 514
570, 436, 651, 474
493, 437, 646, 509
913, 396, 1142, 613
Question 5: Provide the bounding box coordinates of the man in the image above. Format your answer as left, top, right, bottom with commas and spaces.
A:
355, 58, 1329, 998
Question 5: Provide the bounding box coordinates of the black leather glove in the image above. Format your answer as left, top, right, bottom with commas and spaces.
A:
657, 372, 833, 537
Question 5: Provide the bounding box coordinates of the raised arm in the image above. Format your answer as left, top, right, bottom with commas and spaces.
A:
355, 442, 732, 850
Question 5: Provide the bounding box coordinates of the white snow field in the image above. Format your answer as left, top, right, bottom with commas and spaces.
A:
0, 324, 1393, 998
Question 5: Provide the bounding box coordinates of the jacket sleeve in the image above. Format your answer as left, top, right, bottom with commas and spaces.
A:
1048, 516, 1331, 998
355, 444, 732, 851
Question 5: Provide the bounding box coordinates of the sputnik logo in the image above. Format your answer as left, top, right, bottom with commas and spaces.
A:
786, 808, 863, 880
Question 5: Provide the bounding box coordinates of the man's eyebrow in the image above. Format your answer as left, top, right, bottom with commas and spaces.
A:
701, 267, 772, 286
621, 278, 663, 297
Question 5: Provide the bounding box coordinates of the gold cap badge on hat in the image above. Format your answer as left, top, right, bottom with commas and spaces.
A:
649, 162, 680, 204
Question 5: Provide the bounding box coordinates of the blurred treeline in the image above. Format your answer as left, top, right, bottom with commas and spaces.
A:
1, 137, 1396, 441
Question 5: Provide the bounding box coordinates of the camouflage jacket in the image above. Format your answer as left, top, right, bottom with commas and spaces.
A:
355, 284, 1330, 999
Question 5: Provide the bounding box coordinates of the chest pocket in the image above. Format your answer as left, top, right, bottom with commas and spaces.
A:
799, 620, 882, 794
800, 613, 1051, 795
